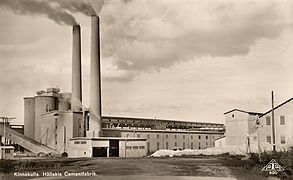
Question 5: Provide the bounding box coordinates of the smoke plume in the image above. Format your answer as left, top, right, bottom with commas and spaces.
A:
52, 0, 97, 16
0, 0, 100, 25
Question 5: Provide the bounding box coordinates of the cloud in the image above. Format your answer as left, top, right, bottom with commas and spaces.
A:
0, 0, 100, 25
99, 0, 293, 80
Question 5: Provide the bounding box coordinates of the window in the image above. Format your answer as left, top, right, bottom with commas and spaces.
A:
232, 114, 234, 118
80, 141, 86, 144
266, 136, 271, 144
175, 142, 177, 146
175, 135, 177, 139
191, 135, 193, 139
147, 134, 150, 139
206, 142, 208, 147
166, 135, 168, 139
133, 146, 139, 149
157, 134, 160, 139
157, 142, 160, 150
198, 135, 201, 139
280, 116, 285, 125
139, 146, 145, 149
166, 142, 169, 149
281, 135, 286, 144
137, 134, 140, 138
74, 141, 80, 144
199, 142, 201, 149
206, 136, 208, 140
183, 135, 185, 139
183, 142, 185, 149
191, 142, 193, 149
86, 117, 89, 130
266, 116, 271, 125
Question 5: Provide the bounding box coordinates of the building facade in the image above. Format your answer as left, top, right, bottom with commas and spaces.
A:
217, 98, 293, 153
101, 116, 224, 154
249, 98, 293, 151
223, 109, 262, 146
22, 88, 225, 156
68, 137, 147, 158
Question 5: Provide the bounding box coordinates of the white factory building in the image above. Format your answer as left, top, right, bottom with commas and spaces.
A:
216, 97, 293, 153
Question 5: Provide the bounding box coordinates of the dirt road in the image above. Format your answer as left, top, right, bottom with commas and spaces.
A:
1, 156, 269, 179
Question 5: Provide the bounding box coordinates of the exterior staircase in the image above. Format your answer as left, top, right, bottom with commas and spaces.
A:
0, 123, 58, 155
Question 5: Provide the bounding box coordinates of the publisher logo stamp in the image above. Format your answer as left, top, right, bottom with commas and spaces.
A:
262, 159, 284, 175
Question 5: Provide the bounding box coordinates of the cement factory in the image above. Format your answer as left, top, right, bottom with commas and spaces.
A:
0, 16, 225, 158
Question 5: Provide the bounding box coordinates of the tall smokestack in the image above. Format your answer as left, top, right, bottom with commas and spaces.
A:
88, 15, 101, 137
72, 24, 82, 112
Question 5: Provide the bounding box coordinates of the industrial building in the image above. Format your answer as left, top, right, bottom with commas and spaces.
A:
0, 15, 224, 158
101, 116, 224, 153
216, 97, 293, 153
250, 98, 293, 151
22, 87, 224, 156
221, 109, 262, 147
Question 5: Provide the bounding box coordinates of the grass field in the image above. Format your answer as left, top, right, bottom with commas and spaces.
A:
0, 156, 275, 180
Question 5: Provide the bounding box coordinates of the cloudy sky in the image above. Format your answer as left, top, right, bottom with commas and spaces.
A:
1, 0, 293, 124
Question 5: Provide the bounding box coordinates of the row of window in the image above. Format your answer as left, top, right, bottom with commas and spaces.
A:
156, 142, 209, 150
266, 135, 286, 144
266, 116, 285, 125
129, 134, 212, 140
73, 141, 87, 144
106, 119, 218, 127
126, 146, 145, 149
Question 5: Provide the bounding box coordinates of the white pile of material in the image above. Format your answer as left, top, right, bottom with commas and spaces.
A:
151, 146, 248, 157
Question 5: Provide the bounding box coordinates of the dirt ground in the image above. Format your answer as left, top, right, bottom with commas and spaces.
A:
1, 156, 271, 180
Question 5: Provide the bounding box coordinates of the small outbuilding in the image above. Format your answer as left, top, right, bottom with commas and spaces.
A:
0, 146, 15, 159
68, 137, 147, 158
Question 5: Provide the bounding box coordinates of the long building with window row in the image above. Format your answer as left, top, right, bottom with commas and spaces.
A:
100, 116, 225, 154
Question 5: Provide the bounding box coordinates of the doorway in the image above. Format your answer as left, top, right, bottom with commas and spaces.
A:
109, 140, 119, 157
92, 147, 107, 157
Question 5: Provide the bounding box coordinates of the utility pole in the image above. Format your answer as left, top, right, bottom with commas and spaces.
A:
64, 126, 66, 153
271, 91, 276, 152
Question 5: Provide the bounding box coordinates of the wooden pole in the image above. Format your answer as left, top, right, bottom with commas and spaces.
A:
271, 91, 276, 152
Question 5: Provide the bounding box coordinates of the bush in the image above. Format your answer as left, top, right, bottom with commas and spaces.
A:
245, 147, 293, 179
0, 160, 15, 173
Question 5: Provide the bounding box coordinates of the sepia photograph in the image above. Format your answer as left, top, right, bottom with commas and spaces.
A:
0, 0, 292, 179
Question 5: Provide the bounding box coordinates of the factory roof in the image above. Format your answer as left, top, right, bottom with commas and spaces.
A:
70, 137, 147, 141
260, 97, 293, 118
102, 128, 224, 134
223, 109, 263, 116
102, 116, 224, 126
